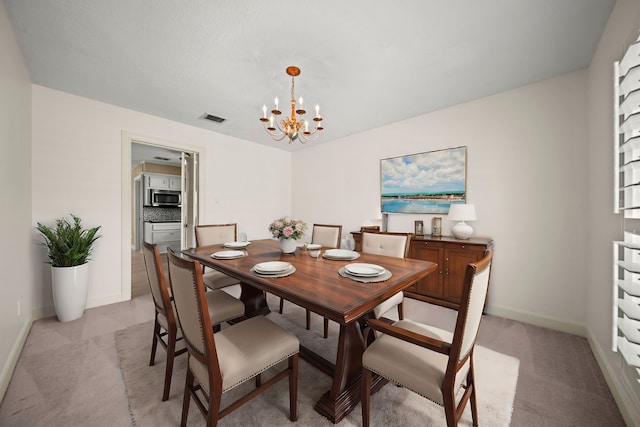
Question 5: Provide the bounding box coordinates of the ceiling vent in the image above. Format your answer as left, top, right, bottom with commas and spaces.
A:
153, 156, 171, 161
200, 112, 226, 123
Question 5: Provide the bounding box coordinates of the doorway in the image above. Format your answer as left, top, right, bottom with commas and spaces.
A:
121, 132, 203, 301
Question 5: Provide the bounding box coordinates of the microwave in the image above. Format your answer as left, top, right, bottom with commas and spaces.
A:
145, 189, 181, 207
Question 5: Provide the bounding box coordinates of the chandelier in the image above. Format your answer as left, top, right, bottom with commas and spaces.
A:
259, 66, 323, 144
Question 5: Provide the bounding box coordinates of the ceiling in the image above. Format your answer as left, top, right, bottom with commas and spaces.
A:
5, 0, 615, 153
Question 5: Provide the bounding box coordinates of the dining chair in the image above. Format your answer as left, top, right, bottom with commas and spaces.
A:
194, 223, 241, 291
142, 242, 245, 401
361, 231, 411, 321
166, 249, 299, 427
279, 223, 342, 338
361, 249, 493, 427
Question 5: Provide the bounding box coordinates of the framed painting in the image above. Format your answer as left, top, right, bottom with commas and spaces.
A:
380, 146, 466, 214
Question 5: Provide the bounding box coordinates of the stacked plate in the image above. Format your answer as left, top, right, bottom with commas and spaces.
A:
253, 261, 294, 275
323, 249, 360, 260
224, 241, 251, 249
211, 250, 246, 259
344, 263, 386, 278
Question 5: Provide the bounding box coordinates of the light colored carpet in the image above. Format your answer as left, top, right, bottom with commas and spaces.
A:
116, 309, 519, 426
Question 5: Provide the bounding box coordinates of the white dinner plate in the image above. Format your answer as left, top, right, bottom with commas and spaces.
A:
211, 250, 246, 259
224, 241, 251, 249
345, 263, 386, 277
254, 261, 292, 274
323, 249, 360, 260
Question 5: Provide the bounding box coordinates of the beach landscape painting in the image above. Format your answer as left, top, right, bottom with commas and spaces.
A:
381, 147, 466, 214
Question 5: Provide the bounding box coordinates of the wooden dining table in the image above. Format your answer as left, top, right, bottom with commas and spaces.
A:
182, 239, 437, 423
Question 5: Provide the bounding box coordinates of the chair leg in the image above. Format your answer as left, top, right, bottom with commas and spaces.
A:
306, 309, 311, 330
181, 369, 193, 427
442, 383, 457, 427
150, 318, 160, 366
162, 328, 177, 401
255, 373, 261, 388
279, 297, 284, 314
361, 367, 372, 427
323, 317, 329, 338
289, 354, 299, 421
468, 362, 479, 426
398, 301, 404, 320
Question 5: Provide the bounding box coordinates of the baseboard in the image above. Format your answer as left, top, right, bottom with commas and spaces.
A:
0, 318, 32, 403
587, 329, 640, 427
486, 303, 587, 337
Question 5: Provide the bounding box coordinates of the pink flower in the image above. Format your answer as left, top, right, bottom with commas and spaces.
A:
283, 226, 294, 237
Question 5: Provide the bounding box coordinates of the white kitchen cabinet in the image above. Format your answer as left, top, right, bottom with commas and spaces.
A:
145, 173, 181, 191
144, 222, 181, 253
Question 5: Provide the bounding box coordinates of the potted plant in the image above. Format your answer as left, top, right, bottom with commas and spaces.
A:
268, 216, 307, 253
37, 214, 101, 322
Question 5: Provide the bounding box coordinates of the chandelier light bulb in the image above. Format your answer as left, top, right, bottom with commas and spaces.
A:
274, 97, 279, 110
298, 97, 303, 107
315, 104, 320, 117
262, 105, 267, 118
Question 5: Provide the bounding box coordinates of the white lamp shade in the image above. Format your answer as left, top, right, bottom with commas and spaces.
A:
447, 203, 477, 221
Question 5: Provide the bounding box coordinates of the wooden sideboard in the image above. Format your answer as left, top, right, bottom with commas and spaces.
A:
351, 232, 493, 310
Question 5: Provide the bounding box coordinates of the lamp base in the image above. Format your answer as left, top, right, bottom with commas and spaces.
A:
452, 221, 473, 240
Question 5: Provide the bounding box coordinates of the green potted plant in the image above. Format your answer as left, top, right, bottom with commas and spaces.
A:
37, 214, 101, 322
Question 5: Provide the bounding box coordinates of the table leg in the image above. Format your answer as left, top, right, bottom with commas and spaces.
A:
239, 282, 270, 317
312, 319, 386, 423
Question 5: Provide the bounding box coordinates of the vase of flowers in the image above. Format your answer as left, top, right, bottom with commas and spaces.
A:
269, 216, 307, 253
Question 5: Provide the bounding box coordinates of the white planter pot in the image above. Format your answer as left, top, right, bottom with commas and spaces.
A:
51, 263, 90, 322
278, 238, 298, 254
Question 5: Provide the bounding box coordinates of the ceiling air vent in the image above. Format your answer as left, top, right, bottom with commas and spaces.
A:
200, 112, 226, 123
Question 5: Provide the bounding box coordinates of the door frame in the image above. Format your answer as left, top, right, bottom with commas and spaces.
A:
120, 131, 205, 301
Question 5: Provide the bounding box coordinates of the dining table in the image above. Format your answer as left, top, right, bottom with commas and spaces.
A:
182, 239, 437, 423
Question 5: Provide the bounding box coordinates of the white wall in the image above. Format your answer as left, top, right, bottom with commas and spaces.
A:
31, 85, 291, 317
586, 0, 640, 424
0, 2, 34, 399
293, 70, 589, 334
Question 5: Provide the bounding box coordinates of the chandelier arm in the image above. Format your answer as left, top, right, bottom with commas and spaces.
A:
263, 121, 287, 141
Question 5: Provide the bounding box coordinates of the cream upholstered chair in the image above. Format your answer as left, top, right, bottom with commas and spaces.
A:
194, 223, 241, 291
166, 249, 299, 427
279, 224, 342, 337
142, 242, 245, 401
361, 231, 411, 321
361, 250, 493, 427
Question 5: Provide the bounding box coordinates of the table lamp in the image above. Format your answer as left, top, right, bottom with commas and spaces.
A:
447, 203, 477, 240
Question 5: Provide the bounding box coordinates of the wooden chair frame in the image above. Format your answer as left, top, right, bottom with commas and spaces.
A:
361, 249, 493, 427
194, 223, 237, 247
142, 241, 187, 401
167, 250, 299, 427
362, 231, 411, 320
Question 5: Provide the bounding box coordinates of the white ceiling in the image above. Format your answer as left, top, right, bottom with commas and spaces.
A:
5, 0, 615, 153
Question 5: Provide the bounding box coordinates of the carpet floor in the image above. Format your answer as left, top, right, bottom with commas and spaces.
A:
117, 305, 518, 426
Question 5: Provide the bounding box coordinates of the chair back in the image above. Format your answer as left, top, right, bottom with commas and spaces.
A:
166, 248, 221, 378
142, 242, 173, 320
311, 224, 342, 248
361, 231, 411, 258
194, 223, 237, 247
450, 249, 493, 368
